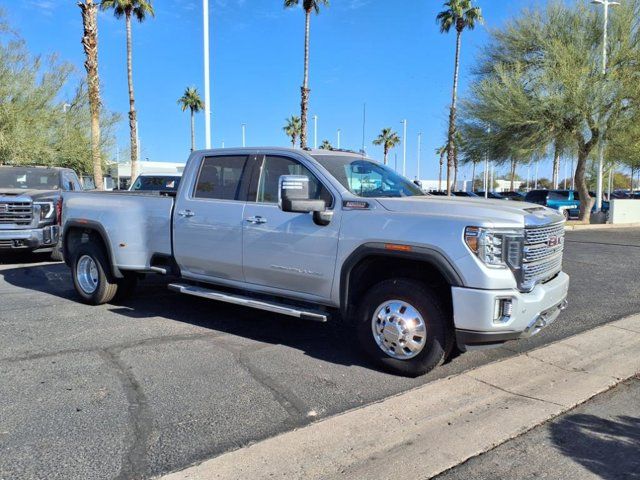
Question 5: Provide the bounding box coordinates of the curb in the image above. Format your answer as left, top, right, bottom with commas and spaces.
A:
565, 222, 640, 230
159, 315, 640, 480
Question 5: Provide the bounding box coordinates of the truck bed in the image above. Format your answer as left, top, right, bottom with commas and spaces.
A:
62, 191, 174, 271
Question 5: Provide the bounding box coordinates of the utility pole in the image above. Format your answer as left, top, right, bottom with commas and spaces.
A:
592, 0, 620, 212
417, 132, 422, 180
337, 129, 341, 149
203, 0, 212, 148
241, 124, 246, 147
313, 115, 318, 149
400, 119, 407, 176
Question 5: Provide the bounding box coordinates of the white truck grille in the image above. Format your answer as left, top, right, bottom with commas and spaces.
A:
521, 222, 565, 290
0, 201, 33, 226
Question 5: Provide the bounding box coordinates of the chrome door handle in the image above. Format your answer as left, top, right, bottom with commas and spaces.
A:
177, 210, 195, 218
245, 216, 267, 224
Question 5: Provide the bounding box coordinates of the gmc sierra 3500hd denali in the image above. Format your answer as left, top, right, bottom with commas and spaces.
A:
60, 148, 569, 376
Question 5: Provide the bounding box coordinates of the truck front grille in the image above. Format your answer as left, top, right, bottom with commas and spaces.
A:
0, 201, 33, 226
520, 222, 565, 290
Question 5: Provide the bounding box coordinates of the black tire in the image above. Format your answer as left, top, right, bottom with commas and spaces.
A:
71, 243, 118, 305
563, 209, 570, 221
355, 278, 453, 377
114, 272, 138, 302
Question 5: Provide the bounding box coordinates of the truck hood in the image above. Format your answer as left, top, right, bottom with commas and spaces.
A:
376, 196, 564, 227
0, 189, 61, 201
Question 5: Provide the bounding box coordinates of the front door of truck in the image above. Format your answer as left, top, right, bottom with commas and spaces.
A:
174, 154, 254, 282
242, 154, 340, 301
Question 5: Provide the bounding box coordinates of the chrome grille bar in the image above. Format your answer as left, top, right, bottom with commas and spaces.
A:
519, 222, 565, 290
0, 201, 33, 225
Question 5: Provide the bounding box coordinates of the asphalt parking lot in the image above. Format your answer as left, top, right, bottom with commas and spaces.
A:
1, 228, 639, 480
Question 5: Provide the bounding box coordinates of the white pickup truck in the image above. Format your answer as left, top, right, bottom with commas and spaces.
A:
60, 148, 569, 376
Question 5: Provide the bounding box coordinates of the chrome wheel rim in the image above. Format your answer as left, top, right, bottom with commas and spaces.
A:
77, 255, 99, 295
371, 300, 427, 360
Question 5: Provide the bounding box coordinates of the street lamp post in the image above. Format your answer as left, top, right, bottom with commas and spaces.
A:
241, 124, 246, 147
417, 132, 422, 180
400, 120, 407, 177
337, 129, 341, 149
203, 0, 212, 149
313, 115, 318, 149
592, 0, 620, 212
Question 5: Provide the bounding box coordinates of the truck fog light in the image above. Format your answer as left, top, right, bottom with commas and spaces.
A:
494, 298, 514, 324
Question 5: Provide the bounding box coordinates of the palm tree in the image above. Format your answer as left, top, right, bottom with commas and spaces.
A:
100, 0, 154, 182
284, 0, 329, 150
79, 0, 103, 190
283, 115, 302, 147
437, 0, 483, 195
320, 139, 333, 150
177, 87, 204, 152
373, 128, 401, 166
435, 145, 446, 191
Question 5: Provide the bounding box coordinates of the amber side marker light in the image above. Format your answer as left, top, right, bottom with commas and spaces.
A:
385, 243, 412, 252
464, 226, 480, 253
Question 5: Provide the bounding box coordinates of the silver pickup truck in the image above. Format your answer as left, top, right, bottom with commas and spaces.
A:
61, 148, 569, 376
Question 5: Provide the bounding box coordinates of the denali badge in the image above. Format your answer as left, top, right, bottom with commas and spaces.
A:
0, 204, 8, 213
548, 235, 563, 247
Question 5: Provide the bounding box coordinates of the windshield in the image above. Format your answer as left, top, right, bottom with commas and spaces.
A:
131, 175, 181, 192
312, 155, 424, 198
0, 167, 60, 190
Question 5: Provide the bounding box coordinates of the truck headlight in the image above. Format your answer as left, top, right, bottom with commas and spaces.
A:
464, 227, 524, 268
35, 201, 55, 220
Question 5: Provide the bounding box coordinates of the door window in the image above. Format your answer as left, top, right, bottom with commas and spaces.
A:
194, 156, 248, 200
255, 155, 332, 206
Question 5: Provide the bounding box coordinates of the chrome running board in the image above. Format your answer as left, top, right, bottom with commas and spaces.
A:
168, 283, 329, 322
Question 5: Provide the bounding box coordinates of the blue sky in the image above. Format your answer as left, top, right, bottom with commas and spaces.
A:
4, 0, 549, 181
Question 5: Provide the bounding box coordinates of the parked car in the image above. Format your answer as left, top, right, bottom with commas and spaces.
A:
60, 148, 569, 377
129, 173, 182, 193
0, 166, 82, 259
524, 189, 609, 220
475, 191, 507, 200
500, 191, 526, 201
452, 191, 480, 198
428, 190, 447, 196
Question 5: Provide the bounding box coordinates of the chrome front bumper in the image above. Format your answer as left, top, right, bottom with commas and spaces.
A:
0, 225, 60, 251
453, 272, 570, 350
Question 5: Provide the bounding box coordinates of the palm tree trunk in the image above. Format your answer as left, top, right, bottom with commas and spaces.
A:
299, 9, 311, 150
438, 152, 444, 191
446, 30, 463, 196
575, 130, 598, 223
383, 148, 388, 166
471, 161, 476, 190
552, 143, 560, 189
79, 0, 103, 190
510, 159, 517, 191
190, 108, 195, 151
125, 12, 139, 182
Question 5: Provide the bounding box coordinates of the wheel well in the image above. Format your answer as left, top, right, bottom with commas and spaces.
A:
64, 227, 119, 277
344, 255, 453, 322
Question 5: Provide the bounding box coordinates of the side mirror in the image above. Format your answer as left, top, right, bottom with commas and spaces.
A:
278, 175, 333, 226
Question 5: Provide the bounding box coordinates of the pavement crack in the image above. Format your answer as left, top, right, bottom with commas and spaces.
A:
98, 348, 153, 480
608, 324, 640, 335
471, 377, 565, 408
523, 352, 589, 374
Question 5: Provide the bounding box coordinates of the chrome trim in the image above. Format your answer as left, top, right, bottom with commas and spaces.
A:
371, 299, 427, 360
168, 283, 328, 322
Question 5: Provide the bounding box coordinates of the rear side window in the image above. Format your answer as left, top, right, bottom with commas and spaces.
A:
194, 156, 248, 200
548, 191, 569, 200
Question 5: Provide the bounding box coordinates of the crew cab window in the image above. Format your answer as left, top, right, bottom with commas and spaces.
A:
548, 191, 569, 200
194, 156, 248, 200
256, 155, 332, 206
62, 172, 82, 191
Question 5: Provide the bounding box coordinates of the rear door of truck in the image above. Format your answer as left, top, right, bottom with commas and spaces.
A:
173, 153, 255, 282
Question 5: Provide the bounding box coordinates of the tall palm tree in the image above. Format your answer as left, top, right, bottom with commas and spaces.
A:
79, 0, 103, 190
177, 87, 204, 152
373, 128, 401, 166
437, 0, 483, 195
284, 0, 329, 150
283, 115, 302, 147
100, 0, 154, 181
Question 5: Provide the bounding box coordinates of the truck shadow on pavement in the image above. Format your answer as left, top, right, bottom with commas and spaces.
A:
0, 262, 378, 373
550, 413, 640, 479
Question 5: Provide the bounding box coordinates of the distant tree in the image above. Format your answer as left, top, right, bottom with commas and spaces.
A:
320, 139, 333, 150
373, 128, 401, 166
436, 0, 483, 196
435, 145, 446, 191
284, 0, 329, 149
100, 0, 155, 182
177, 87, 204, 152
283, 115, 301, 147
78, 0, 103, 189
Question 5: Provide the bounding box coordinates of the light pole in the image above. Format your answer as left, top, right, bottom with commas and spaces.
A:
400, 120, 407, 177
417, 132, 422, 180
313, 115, 318, 149
592, 0, 620, 212
337, 129, 341, 149
203, 0, 212, 149
241, 124, 246, 147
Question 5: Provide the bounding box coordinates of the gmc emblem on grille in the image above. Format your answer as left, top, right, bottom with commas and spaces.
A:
548, 235, 563, 247
0, 204, 8, 214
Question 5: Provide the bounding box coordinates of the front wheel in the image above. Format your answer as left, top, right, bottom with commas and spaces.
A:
355, 278, 453, 377
71, 243, 119, 305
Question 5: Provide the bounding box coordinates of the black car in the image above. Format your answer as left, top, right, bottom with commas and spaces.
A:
0, 166, 82, 258
500, 191, 526, 201
475, 191, 507, 200
452, 191, 481, 198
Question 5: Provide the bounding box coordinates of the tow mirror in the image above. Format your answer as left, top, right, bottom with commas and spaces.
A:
278, 175, 332, 226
